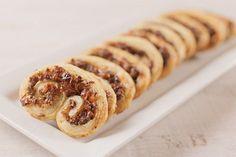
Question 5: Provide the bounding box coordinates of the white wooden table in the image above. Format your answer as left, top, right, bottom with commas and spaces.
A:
0, 0, 236, 156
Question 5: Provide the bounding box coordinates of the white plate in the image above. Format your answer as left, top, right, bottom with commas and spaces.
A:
0, 25, 236, 156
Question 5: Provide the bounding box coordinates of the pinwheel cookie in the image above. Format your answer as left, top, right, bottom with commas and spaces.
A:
18, 9, 236, 139
86, 73, 116, 119
105, 35, 163, 83
152, 17, 197, 58
85, 46, 151, 98
199, 10, 236, 39
135, 22, 187, 63
20, 64, 108, 137
166, 10, 235, 47
66, 55, 135, 114
127, 28, 178, 79
161, 13, 211, 51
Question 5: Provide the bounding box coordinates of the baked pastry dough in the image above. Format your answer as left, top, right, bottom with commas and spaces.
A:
202, 10, 236, 39
153, 17, 197, 58
18, 9, 236, 138
66, 55, 135, 114
136, 22, 187, 63
20, 64, 109, 137
19, 65, 67, 120
86, 46, 151, 98
171, 10, 230, 47
54, 64, 109, 137
162, 13, 211, 51
127, 28, 178, 79
86, 73, 116, 119
106, 35, 163, 83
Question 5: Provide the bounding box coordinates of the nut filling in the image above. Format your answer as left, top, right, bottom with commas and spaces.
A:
20, 66, 97, 125
68, 59, 125, 100
107, 42, 153, 70
168, 17, 200, 43
158, 46, 170, 67
141, 28, 178, 53
61, 99, 96, 125
90, 48, 140, 83
154, 23, 186, 43
227, 21, 234, 38
128, 30, 170, 67
187, 16, 216, 46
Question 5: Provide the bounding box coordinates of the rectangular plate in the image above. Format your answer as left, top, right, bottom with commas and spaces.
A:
0, 24, 236, 156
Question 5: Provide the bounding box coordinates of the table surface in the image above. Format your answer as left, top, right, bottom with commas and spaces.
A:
0, 0, 236, 156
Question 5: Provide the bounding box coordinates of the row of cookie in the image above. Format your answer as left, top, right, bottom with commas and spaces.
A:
19, 10, 235, 138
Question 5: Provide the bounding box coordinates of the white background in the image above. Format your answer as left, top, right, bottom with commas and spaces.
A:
0, 0, 236, 156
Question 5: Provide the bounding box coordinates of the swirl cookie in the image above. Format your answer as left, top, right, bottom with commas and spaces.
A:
67, 55, 135, 114
18, 9, 236, 138
86, 46, 151, 98
152, 17, 197, 58
20, 64, 108, 137
170, 10, 231, 47
162, 13, 211, 51
105, 35, 163, 83
136, 22, 187, 63
87, 73, 116, 119
202, 10, 236, 39
127, 29, 178, 78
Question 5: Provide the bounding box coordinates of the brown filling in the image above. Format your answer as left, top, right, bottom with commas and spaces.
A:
128, 30, 170, 67
20, 66, 96, 125
227, 20, 234, 38
61, 96, 96, 125
90, 48, 140, 83
200, 23, 216, 45
108, 42, 146, 57
107, 42, 153, 71
21, 82, 61, 107
186, 16, 216, 46
154, 23, 186, 43
157, 46, 170, 67
168, 16, 200, 43
68, 59, 125, 100
138, 28, 179, 57
141, 28, 175, 48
